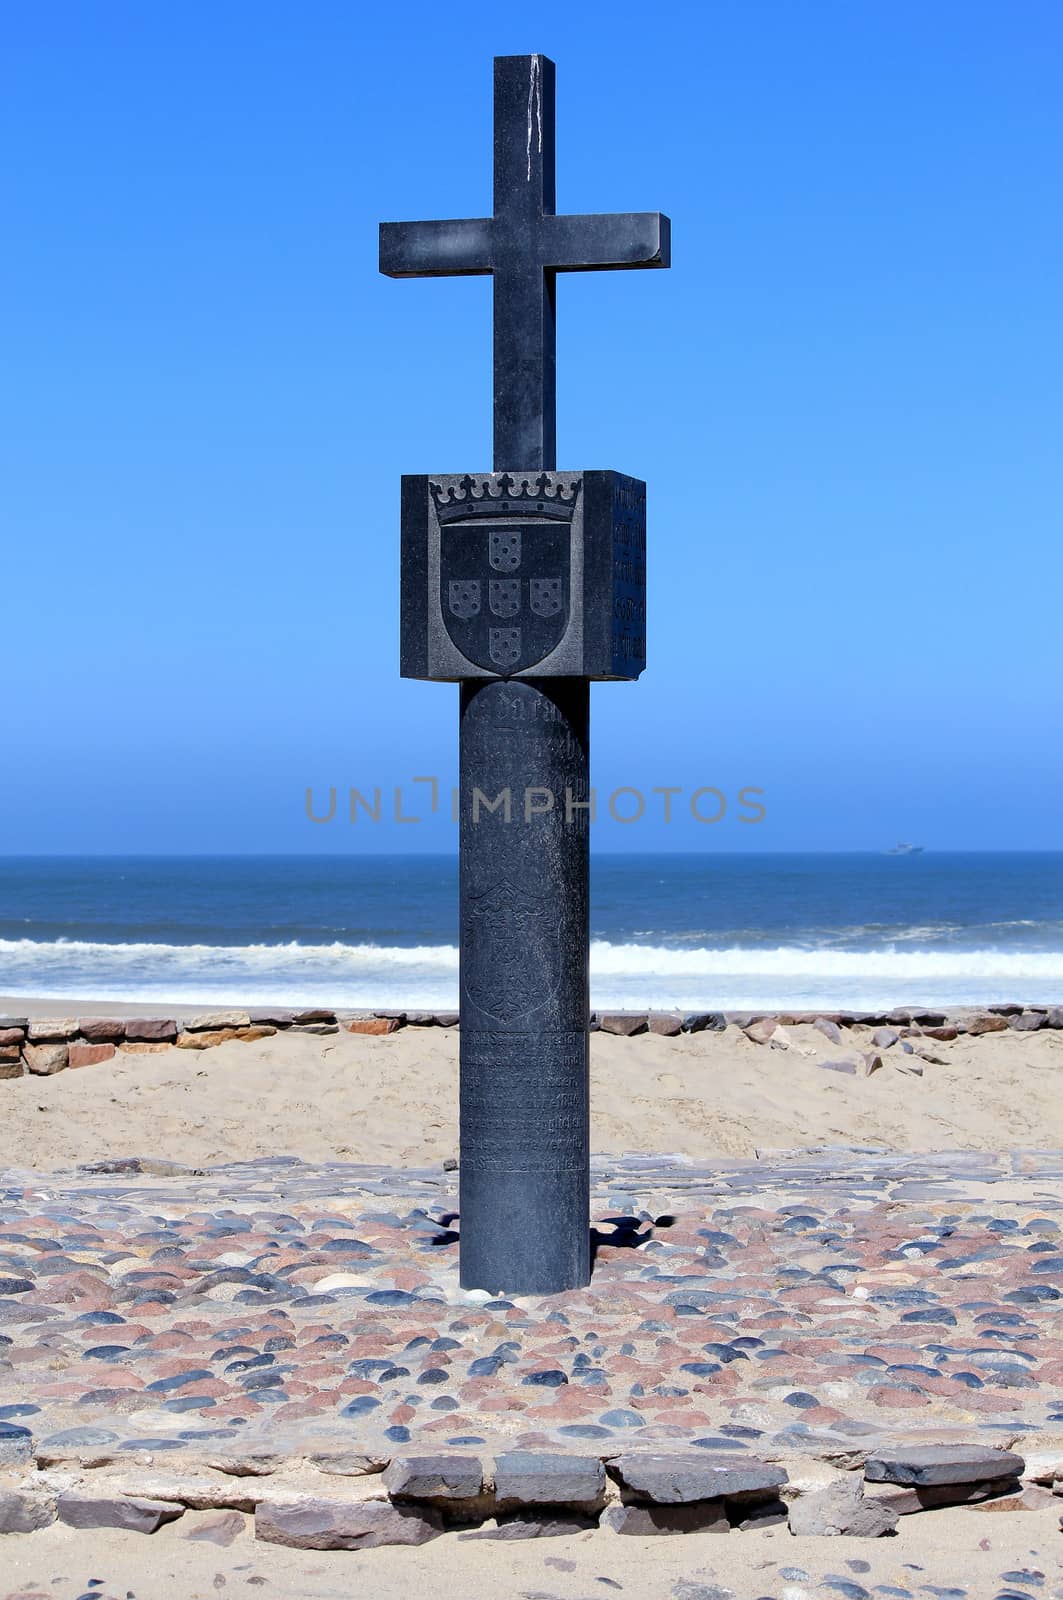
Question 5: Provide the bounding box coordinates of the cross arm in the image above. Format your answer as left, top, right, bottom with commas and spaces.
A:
541, 211, 671, 272
379, 218, 495, 278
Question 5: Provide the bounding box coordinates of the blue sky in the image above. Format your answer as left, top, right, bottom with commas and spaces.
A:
3, 0, 1060, 853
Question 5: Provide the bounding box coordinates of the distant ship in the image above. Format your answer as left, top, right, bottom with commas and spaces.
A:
886, 841, 924, 855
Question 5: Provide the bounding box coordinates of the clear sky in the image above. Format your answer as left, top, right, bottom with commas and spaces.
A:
3, 0, 1060, 854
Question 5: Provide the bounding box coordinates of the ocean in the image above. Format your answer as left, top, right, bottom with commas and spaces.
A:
0, 852, 1060, 1011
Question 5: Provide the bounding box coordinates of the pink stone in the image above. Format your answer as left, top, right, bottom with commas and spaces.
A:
68, 1043, 117, 1068
868, 1385, 932, 1410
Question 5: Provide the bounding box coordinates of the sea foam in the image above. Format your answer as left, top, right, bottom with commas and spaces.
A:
0, 936, 1060, 1010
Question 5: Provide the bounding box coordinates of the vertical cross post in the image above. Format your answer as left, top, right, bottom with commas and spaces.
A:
492, 53, 557, 472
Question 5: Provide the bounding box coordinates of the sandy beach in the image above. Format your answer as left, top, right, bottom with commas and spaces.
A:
4, 1502, 1062, 1600
0, 1004, 1061, 1170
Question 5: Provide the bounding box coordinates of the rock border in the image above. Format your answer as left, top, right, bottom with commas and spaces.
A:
0, 1441, 1045, 1547
1, 1004, 1060, 1079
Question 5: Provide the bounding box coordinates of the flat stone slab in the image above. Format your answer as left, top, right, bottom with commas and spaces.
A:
57, 1491, 184, 1533
863, 1443, 1025, 1486
254, 1495, 440, 1549
613, 1453, 786, 1503
494, 1452, 605, 1507
383, 1453, 484, 1500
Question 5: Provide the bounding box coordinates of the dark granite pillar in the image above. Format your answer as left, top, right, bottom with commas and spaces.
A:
458, 676, 590, 1294
383, 54, 667, 1295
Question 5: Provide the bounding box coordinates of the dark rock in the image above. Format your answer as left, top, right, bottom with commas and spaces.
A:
867, 1474, 1023, 1514
601, 1501, 729, 1534
255, 1496, 440, 1549
383, 1454, 484, 1501
681, 1012, 726, 1033
732, 1496, 788, 1529
494, 1452, 605, 1509
1010, 1012, 1047, 1031
869, 1027, 899, 1049
863, 1444, 1024, 1486
1045, 1007, 1063, 1029
290, 1008, 337, 1024
814, 1018, 844, 1045
57, 1492, 184, 1533
612, 1453, 785, 1504
462, 1510, 598, 1539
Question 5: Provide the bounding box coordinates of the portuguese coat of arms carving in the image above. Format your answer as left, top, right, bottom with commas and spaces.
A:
434, 474, 576, 674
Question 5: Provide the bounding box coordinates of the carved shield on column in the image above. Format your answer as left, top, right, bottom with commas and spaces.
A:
441, 519, 570, 673
464, 877, 561, 1022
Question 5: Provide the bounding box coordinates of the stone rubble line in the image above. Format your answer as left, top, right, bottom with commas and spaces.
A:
1, 1440, 1057, 1549
2, 1003, 1061, 1079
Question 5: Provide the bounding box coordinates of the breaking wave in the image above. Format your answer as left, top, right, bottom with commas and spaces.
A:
0, 936, 1060, 1010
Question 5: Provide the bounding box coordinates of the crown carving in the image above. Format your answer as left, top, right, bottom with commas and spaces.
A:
430, 473, 581, 524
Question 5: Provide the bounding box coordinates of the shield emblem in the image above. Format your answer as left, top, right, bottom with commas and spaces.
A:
489, 579, 519, 617
489, 530, 521, 571
530, 578, 562, 617
441, 520, 570, 673
448, 579, 480, 620
489, 627, 521, 668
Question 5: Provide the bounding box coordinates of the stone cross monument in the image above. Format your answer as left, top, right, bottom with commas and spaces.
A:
381, 54, 669, 1294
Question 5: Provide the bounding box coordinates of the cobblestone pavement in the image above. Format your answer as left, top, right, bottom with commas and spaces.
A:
2, 1149, 1062, 1472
